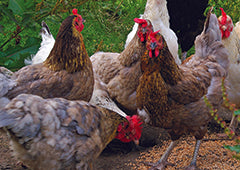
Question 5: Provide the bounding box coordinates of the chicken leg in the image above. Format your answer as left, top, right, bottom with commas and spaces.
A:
185, 140, 201, 170
146, 140, 178, 170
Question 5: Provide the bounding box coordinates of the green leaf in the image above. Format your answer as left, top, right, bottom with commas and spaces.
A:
234, 110, 240, 116
5, 38, 40, 59
224, 145, 240, 153
8, 0, 25, 15
1, 37, 40, 70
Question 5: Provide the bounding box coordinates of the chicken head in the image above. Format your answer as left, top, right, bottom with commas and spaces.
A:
72, 8, 85, 32
134, 18, 153, 42
218, 8, 233, 39
115, 115, 142, 144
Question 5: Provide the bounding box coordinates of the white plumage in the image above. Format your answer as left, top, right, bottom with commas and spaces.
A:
24, 22, 55, 65
124, 0, 181, 65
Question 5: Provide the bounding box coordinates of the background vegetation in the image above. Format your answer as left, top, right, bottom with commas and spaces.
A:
0, 0, 239, 71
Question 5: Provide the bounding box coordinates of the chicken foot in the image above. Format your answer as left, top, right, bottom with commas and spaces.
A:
185, 139, 201, 170
145, 140, 178, 170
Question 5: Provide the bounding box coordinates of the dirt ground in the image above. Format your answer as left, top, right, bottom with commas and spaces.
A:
0, 122, 239, 170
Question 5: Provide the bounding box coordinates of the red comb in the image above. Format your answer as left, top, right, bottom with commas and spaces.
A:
72, 8, 82, 19
126, 115, 143, 138
220, 8, 227, 24
149, 30, 160, 39
115, 115, 142, 143
134, 18, 148, 27
72, 8, 78, 15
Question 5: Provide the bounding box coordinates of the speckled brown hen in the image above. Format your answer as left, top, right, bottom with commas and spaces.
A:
90, 18, 153, 114
136, 8, 229, 170
0, 9, 94, 108
0, 94, 142, 170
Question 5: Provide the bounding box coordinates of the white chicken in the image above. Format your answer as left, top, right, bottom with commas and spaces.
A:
124, 0, 181, 65
218, 8, 240, 131
235, 21, 240, 39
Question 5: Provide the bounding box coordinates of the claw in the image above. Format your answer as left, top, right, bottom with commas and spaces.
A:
16, 161, 28, 169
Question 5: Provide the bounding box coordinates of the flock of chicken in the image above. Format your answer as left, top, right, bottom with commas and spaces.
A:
0, 0, 240, 169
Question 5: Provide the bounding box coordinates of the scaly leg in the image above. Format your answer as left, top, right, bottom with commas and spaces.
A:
145, 140, 178, 170
185, 140, 201, 170
229, 114, 238, 134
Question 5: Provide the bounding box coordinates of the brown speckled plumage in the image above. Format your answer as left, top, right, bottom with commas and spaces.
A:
136, 10, 229, 169
91, 20, 153, 114
137, 11, 229, 138
3, 14, 94, 102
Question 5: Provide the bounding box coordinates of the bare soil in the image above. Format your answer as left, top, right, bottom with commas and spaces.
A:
0, 122, 239, 170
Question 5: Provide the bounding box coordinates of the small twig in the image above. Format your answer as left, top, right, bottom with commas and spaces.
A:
94, 40, 103, 53
0, 27, 24, 51
110, 0, 124, 20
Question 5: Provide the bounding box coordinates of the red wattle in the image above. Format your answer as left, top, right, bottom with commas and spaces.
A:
155, 49, 159, 57
149, 50, 153, 58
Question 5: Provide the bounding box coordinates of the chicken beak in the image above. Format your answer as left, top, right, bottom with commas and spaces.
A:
134, 139, 139, 146
221, 25, 227, 31
142, 27, 147, 33
150, 42, 157, 50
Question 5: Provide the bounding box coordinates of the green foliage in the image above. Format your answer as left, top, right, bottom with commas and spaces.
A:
224, 145, 240, 159
184, 0, 240, 59
205, 78, 240, 160
0, 0, 146, 71
207, 0, 240, 23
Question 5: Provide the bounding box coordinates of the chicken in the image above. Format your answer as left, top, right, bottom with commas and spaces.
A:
136, 8, 229, 169
89, 73, 127, 117
0, 93, 142, 169
24, 21, 55, 65
218, 8, 240, 132
22, 19, 126, 118
124, 0, 181, 65
0, 9, 94, 107
91, 18, 154, 114
235, 21, 240, 39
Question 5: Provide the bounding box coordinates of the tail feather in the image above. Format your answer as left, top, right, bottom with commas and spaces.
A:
0, 94, 42, 143
195, 7, 229, 71
0, 110, 16, 128
41, 21, 52, 36
24, 21, 55, 65
0, 67, 16, 97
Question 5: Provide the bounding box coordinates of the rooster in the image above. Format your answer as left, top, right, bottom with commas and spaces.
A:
136, 8, 229, 170
218, 8, 240, 132
24, 21, 55, 65
0, 9, 94, 107
0, 93, 142, 169
124, 0, 181, 65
